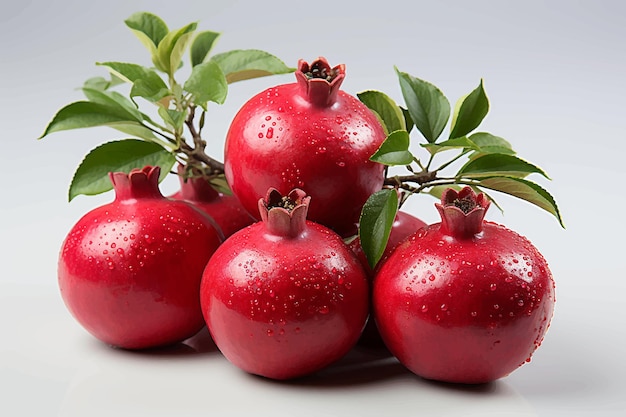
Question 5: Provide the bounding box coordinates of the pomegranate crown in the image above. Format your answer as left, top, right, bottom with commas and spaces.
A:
258, 188, 311, 237
109, 165, 164, 200
435, 186, 491, 238
295, 57, 346, 107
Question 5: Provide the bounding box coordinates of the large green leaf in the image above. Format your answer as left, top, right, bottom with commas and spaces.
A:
395, 68, 450, 143
190, 30, 221, 67
81, 87, 143, 122
69, 139, 175, 201
124, 12, 169, 62
358, 189, 399, 269
477, 176, 564, 227
357, 90, 405, 134
458, 153, 550, 179
184, 60, 228, 108
370, 130, 414, 166
39, 102, 142, 138
449, 79, 489, 139
210, 49, 295, 83
97, 61, 155, 84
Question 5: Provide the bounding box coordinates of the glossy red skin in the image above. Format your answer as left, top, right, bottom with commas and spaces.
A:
224, 65, 386, 237
350, 211, 428, 348
374, 221, 555, 383
58, 169, 222, 349
200, 220, 369, 380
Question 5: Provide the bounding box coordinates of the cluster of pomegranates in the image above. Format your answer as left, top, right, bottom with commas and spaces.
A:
58, 57, 555, 384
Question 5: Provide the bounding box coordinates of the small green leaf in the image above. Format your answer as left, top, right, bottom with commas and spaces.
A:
400, 106, 415, 133
210, 49, 295, 83
124, 12, 169, 60
190, 30, 221, 66
156, 22, 198, 74
477, 176, 565, 227
158, 107, 187, 130
458, 153, 551, 179
69, 139, 175, 201
357, 90, 405, 134
395, 67, 450, 143
421, 136, 480, 155
370, 130, 414, 166
449, 79, 489, 139
209, 174, 232, 196
40, 102, 141, 138
184, 60, 228, 108
129, 72, 170, 103
359, 189, 399, 269
468, 132, 515, 155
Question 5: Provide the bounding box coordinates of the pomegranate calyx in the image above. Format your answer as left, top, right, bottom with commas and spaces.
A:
295, 57, 346, 107
435, 186, 490, 239
109, 165, 164, 201
259, 188, 311, 238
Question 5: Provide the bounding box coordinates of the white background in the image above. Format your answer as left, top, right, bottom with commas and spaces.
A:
1, 1, 624, 415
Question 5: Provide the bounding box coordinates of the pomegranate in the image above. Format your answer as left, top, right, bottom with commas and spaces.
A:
200, 188, 369, 379
349, 210, 428, 348
58, 166, 223, 349
169, 165, 255, 238
224, 57, 387, 236
373, 186, 556, 383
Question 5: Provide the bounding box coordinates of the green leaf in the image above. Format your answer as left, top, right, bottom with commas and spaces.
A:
468, 132, 515, 155
458, 153, 551, 179
357, 90, 405, 134
359, 189, 399, 269
449, 79, 489, 139
183, 60, 228, 108
421, 136, 480, 155
129, 72, 170, 103
69, 139, 175, 201
210, 49, 295, 83
108, 123, 158, 141
81, 87, 143, 122
158, 107, 187, 131
124, 12, 169, 60
190, 30, 221, 66
476, 176, 564, 227
370, 130, 414, 165
97, 61, 155, 84
209, 174, 232, 196
39, 102, 141, 138
400, 106, 415, 133
395, 67, 450, 143
156, 22, 198, 75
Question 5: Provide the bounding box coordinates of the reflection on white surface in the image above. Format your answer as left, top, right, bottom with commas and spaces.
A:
56, 328, 536, 417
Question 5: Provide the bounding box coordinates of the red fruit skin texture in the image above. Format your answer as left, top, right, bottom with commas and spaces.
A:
224, 57, 386, 237
374, 188, 556, 384
58, 167, 223, 350
169, 167, 255, 239
200, 189, 369, 380
349, 211, 428, 348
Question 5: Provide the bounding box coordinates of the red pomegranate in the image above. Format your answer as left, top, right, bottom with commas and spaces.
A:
224, 57, 387, 237
200, 188, 369, 379
169, 165, 255, 239
373, 186, 556, 383
58, 166, 223, 349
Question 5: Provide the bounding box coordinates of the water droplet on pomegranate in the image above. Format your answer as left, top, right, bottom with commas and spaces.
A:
421, 305, 429, 313
490, 283, 497, 291
266, 329, 274, 336
336, 161, 346, 167
319, 306, 329, 315
471, 311, 478, 317
266, 127, 274, 138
